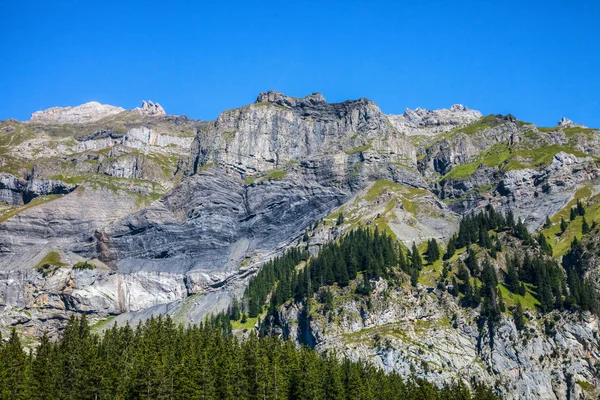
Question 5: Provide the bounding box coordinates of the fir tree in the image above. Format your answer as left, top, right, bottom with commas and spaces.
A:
582, 217, 591, 234
560, 217, 568, 233
577, 200, 585, 216
411, 242, 422, 271
513, 301, 525, 331
570, 207, 577, 221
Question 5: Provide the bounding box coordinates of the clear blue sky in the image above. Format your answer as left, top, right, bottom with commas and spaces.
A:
1, 0, 599, 127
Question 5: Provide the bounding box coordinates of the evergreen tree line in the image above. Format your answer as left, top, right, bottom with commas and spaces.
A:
244, 228, 398, 321
244, 247, 309, 318
0, 315, 498, 400
445, 205, 528, 261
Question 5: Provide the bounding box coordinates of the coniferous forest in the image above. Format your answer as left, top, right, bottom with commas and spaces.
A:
3, 205, 599, 399
0, 315, 498, 400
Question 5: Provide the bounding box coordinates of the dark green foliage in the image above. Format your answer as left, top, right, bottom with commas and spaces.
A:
512, 301, 525, 331
426, 239, 440, 264
537, 233, 552, 256
577, 200, 585, 216
582, 217, 590, 234
443, 236, 456, 260
0, 316, 497, 400
248, 228, 397, 325
455, 205, 531, 252
545, 216, 552, 228
570, 207, 577, 221
337, 212, 345, 226
560, 217, 568, 233
246, 248, 309, 317
228, 297, 241, 321
411, 242, 422, 271
562, 238, 598, 313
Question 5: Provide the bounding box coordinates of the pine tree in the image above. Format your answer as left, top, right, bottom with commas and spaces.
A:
560, 217, 568, 233
513, 301, 525, 331
582, 217, 590, 234
545, 215, 552, 228
443, 237, 456, 260
577, 200, 585, 216
537, 233, 552, 256
336, 212, 344, 226
570, 207, 577, 221
411, 242, 422, 271
426, 239, 440, 263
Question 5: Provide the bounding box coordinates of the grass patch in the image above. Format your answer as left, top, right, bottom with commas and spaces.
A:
537, 127, 557, 133
498, 283, 539, 311
265, 169, 287, 180
0, 194, 61, 223
442, 162, 480, 180
91, 316, 117, 331
454, 115, 500, 135
73, 261, 95, 270
345, 144, 371, 155
35, 251, 68, 276
563, 127, 597, 138
364, 179, 426, 202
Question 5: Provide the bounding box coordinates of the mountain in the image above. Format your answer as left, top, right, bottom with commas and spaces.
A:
1, 92, 599, 399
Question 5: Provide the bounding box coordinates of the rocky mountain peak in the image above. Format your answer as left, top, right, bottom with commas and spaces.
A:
388, 104, 482, 136
255, 91, 327, 107
30, 101, 125, 123
557, 116, 587, 129
135, 100, 166, 116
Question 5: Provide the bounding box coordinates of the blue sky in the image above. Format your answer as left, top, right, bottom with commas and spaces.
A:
1, 0, 599, 127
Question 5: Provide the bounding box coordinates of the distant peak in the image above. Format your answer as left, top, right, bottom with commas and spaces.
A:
30, 102, 125, 123
255, 91, 327, 106
388, 104, 482, 136
558, 117, 587, 129
136, 100, 166, 116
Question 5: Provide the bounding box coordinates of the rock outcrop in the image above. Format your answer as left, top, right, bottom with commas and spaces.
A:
275, 279, 600, 400
30, 101, 125, 123
135, 100, 166, 116
388, 104, 482, 136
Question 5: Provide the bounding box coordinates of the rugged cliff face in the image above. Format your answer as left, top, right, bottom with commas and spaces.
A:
274, 279, 599, 400
1, 92, 600, 398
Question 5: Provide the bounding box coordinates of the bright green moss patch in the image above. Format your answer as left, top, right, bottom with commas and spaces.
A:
364, 179, 427, 202
244, 176, 256, 185
481, 143, 511, 167
498, 283, 539, 311
454, 115, 500, 135
523, 130, 537, 140
35, 251, 68, 276
73, 261, 95, 270
345, 144, 371, 155
91, 316, 116, 331
442, 162, 480, 180
265, 169, 287, 180
537, 127, 557, 133
563, 127, 597, 138
36, 251, 67, 268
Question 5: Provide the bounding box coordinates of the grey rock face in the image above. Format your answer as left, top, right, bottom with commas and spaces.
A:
0, 173, 76, 206
189, 91, 414, 176
135, 100, 166, 116
276, 279, 600, 400
30, 102, 125, 123
388, 104, 482, 136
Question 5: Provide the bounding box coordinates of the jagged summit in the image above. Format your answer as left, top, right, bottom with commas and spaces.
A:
29, 100, 167, 123
388, 104, 483, 136
255, 91, 327, 106
30, 101, 125, 123
135, 100, 166, 116
558, 116, 587, 129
